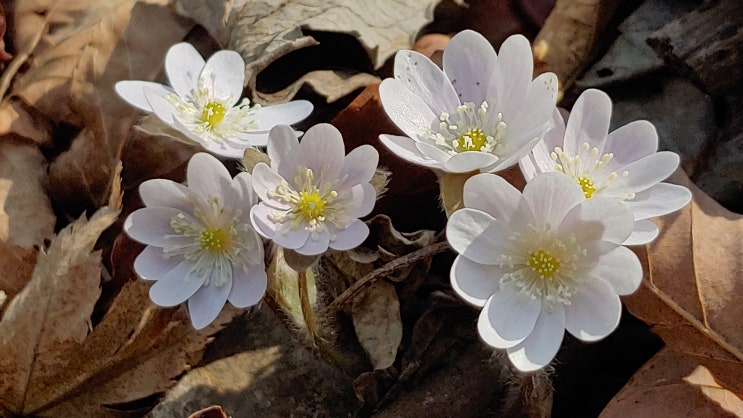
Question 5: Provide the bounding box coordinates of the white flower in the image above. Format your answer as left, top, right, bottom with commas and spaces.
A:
519, 89, 692, 245
115, 42, 313, 158
447, 172, 643, 372
250, 124, 378, 256
379, 30, 558, 174
124, 153, 267, 329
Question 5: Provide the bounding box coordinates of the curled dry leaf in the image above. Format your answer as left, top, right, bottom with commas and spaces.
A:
172, 0, 442, 103
604, 169, 743, 414
351, 281, 403, 370
5, 0, 192, 214
256, 70, 381, 104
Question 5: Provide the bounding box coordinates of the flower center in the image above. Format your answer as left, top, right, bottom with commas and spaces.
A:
528, 249, 560, 278
201, 101, 226, 128
551, 142, 635, 200
576, 177, 597, 199
200, 227, 228, 253
425, 101, 507, 155
298, 190, 327, 220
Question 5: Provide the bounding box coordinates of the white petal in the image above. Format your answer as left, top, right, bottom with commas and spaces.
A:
250, 204, 278, 240
519, 107, 564, 181
338, 145, 378, 189
139, 179, 197, 213
502, 72, 558, 148
165, 43, 205, 98
605, 151, 680, 196
492, 35, 533, 113
463, 173, 530, 224
144, 87, 179, 127
254, 100, 313, 128
559, 196, 634, 244
274, 224, 311, 250
416, 141, 452, 164
623, 182, 691, 220
443, 151, 499, 173
586, 242, 643, 295
378, 134, 444, 169
447, 208, 509, 265
298, 123, 345, 182
329, 220, 369, 251
394, 50, 460, 114
563, 89, 612, 155
188, 280, 231, 329
295, 231, 330, 255
443, 30, 497, 104
348, 183, 377, 218
149, 261, 206, 307
565, 278, 621, 341
198, 138, 250, 159
267, 124, 300, 171
522, 172, 585, 230
604, 120, 658, 170
489, 137, 541, 173
134, 246, 180, 281
506, 305, 566, 372
251, 163, 289, 210
200, 50, 245, 106
229, 267, 267, 308
450, 256, 504, 307
234, 131, 270, 147
379, 78, 437, 140
477, 294, 522, 349
115, 81, 172, 112
186, 152, 233, 201
483, 285, 542, 343
124, 207, 180, 247
623, 219, 659, 246
224, 171, 257, 211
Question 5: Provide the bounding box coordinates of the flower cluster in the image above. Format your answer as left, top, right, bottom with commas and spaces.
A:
378, 30, 691, 371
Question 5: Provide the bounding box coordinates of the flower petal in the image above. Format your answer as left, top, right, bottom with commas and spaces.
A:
186, 152, 233, 201
443, 151, 499, 173
604, 151, 680, 197
267, 124, 300, 171
165, 43, 205, 98
254, 100, 313, 128
523, 172, 585, 230
483, 285, 542, 343
298, 123, 345, 183
501, 72, 558, 150
224, 171, 257, 213
491, 35, 533, 113
563, 89, 612, 155
450, 256, 504, 307
394, 50, 460, 114
144, 87, 179, 127
149, 260, 206, 307
194, 135, 249, 159
348, 183, 377, 218
378, 134, 444, 169
443, 30, 497, 104
565, 278, 621, 341
296, 231, 330, 255
124, 207, 180, 247
274, 224, 311, 250
139, 178, 197, 213
623, 182, 691, 220
229, 267, 267, 308
518, 108, 564, 181
559, 196, 634, 244
379, 78, 437, 140
586, 242, 643, 295
115, 81, 173, 112
338, 145, 378, 189
506, 305, 566, 372
251, 163, 290, 210
623, 219, 659, 246
133, 246, 180, 281
604, 120, 658, 170
447, 208, 509, 265
463, 173, 529, 223
250, 204, 278, 240
199, 50, 245, 106
329, 219, 369, 251
188, 280, 231, 329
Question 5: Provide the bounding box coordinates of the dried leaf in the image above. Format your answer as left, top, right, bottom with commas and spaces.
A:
0, 239, 37, 302
611, 169, 743, 410
601, 349, 743, 418
6, 0, 192, 214
256, 70, 380, 104
173, 0, 441, 102
0, 203, 120, 414
0, 140, 55, 248
351, 281, 403, 370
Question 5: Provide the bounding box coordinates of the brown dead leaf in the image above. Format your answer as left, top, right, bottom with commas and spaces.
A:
172, 0, 441, 103
0, 140, 55, 248
601, 349, 743, 418
0, 239, 37, 302
609, 169, 743, 411
351, 281, 403, 370
5, 0, 192, 214
256, 70, 380, 104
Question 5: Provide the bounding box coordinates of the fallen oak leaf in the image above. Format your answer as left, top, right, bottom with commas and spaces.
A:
351, 281, 403, 370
